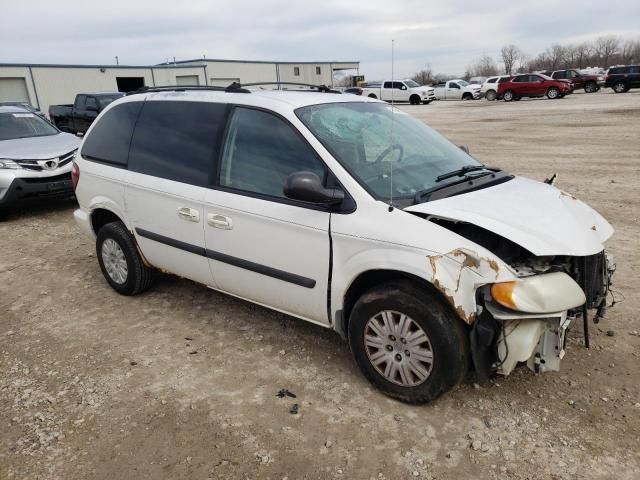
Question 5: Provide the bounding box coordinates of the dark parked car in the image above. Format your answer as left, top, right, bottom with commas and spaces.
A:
605, 65, 640, 93
544, 69, 605, 93
497, 74, 573, 102
344, 87, 364, 95
49, 93, 124, 135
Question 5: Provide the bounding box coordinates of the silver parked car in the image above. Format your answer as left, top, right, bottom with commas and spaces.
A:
0, 106, 81, 214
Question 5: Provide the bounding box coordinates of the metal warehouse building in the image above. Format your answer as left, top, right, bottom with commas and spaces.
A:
0, 58, 359, 114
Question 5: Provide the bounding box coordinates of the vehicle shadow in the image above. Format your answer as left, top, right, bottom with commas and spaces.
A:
0, 196, 77, 221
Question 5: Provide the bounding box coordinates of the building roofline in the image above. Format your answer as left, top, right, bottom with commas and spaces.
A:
158, 58, 360, 66
0, 63, 206, 69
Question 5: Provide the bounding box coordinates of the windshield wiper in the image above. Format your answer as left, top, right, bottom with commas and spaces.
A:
413, 167, 504, 205
436, 165, 487, 182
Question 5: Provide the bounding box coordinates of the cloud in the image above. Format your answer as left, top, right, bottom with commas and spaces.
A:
1, 0, 638, 78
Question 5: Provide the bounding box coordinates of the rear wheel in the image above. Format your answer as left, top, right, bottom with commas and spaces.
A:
584, 81, 598, 93
612, 81, 627, 93
547, 87, 560, 99
348, 280, 470, 404
409, 94, 420, 105
485, 90, 497, 101
503, 90, 514, 102
96, 221, 154, 295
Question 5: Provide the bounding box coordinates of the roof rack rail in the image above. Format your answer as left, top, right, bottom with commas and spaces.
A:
124, 81, 341, 96
125, 83, 251, 96
239, 82, 341, 93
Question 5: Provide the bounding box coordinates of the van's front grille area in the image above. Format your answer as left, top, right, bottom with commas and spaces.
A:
572, 251, 609, 309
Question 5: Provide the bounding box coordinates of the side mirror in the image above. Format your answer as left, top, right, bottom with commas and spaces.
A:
283, 171, 345, 206
459, 145, 470, 154
401, 85, 407, 90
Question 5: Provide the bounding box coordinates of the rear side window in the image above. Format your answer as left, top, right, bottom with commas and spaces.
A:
487, 78, 497, 84
81, 101, 142, 166
219, 107, 326, 199
128, 101, 227, 187
499, 77, 511, 83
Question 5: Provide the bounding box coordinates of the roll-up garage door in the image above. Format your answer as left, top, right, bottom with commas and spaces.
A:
176, 75, 200, 86
0, 78, 30, 103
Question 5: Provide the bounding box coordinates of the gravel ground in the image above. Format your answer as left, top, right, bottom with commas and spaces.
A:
1, 90, 639, 480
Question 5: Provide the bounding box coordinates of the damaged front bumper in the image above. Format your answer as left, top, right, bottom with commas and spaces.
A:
471, 251, 615, 379
486, 301, 573, 375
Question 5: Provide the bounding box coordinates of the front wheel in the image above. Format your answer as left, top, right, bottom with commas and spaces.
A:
503, 90, 514, 102
422, 100, 432, 105
409, 94, 421, 105
547, 87, 560, 99
348, 281, 470, 404
485, 90, 497, 101
368, 93, 378, 99
96, 221, 154, 295
462, 93, 473, 100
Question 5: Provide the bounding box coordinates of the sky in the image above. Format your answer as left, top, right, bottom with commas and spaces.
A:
1, 0, 639, 80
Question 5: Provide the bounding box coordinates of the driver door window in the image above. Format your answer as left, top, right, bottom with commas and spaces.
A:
219, 107, 326, 199
449, 82, 460, 89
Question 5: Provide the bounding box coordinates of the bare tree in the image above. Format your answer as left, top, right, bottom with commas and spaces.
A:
594, 36, 620, 67
412, 65, 434, 85
620, 39, 640, 65
466, 54, 498, 77
501, 44, 522, 75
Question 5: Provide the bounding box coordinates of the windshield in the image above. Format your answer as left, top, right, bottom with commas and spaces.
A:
98, 95, 124, 108
404, 80, 420, 88
0, 112, 59, 141
457, 80, 470, 87
296, 102, 482, 201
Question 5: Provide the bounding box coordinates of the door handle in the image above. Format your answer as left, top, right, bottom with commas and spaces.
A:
207, 214, 233, 230
177, 207, 200, 222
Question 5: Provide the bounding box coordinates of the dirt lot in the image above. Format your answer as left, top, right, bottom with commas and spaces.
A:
1, 90, 639, 480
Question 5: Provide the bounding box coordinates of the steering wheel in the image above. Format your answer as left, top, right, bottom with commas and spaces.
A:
374, 143, 404, 163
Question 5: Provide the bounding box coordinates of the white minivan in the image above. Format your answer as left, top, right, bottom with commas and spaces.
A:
73, 85, 614, 403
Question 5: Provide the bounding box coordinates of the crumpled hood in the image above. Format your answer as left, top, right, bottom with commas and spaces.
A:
0, 133, 80, 160
415, 86, 435, 92
405, 176, 614, 256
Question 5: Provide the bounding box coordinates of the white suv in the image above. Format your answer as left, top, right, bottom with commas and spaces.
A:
481, 75, 512, 101
73, 85, 614, 403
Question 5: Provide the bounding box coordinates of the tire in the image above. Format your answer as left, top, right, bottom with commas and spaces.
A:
612, 81, 627, 93
584, 81, 597, 93
368, 93, 378, 99
462, 93, 472, 100
503, 90, 514, 102
513, 96, 521, 101
485, 90, 497, 101
409, 94, 420, 105
96, 221, 154, 295
546, 87, 559, 99
422, 100, 432, 105
348, 280, 470, 404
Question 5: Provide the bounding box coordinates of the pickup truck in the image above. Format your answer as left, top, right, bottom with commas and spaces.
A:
543, 69, 605, 93
361, 80, 436, 104
432, 80, 482, 100
49, 93, 124, 135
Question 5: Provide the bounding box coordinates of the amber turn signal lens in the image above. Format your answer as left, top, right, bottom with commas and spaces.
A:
491, 282, 518, 310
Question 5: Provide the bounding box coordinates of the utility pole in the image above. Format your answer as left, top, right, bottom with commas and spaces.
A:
115, 56, 119, 65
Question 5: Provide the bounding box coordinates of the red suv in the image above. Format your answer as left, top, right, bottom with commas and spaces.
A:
497, 73, 573, 102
